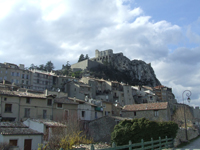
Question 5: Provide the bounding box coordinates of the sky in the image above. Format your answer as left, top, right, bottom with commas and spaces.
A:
0, 0, 200, 106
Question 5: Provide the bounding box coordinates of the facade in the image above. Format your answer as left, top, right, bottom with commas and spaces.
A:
0, 88, 55, 121
122, 102, 171, 121
66, 81, 92, 100
30, 69, 55, 91
154, 85, 176, 104
0, 62, 31, 89
53, 97, 78, 121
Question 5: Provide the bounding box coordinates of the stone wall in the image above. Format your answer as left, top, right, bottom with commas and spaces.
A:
89, 116, 118, 142
174, 128, 199, 147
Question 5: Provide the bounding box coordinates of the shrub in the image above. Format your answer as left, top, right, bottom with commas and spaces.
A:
111, 118, 178, 146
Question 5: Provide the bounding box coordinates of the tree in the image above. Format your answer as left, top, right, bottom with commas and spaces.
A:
85, 54, 89, 60
62, 61, 71, 75
29, 64, 37, 70
45, 61, 55, 72
38, 64, 45, 71
78, 54, 85, 62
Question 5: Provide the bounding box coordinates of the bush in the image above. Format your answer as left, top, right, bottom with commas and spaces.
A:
111, 118, 178, 145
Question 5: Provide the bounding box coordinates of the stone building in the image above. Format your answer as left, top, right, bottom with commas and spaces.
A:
153, 85, 176, 104
66, 80, 92, 100
122, 102, 171, 121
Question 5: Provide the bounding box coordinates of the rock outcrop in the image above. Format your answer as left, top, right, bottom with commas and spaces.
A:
109, 53, 161, 87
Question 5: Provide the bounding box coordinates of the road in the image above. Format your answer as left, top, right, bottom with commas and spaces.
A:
172, 136, 200, 150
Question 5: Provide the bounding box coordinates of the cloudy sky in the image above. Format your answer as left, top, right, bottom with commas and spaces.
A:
0, 0, 200, 106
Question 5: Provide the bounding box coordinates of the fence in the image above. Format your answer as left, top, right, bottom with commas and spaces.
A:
90, 136, 173, 150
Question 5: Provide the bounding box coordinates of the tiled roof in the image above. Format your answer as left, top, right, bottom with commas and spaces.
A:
0, 122, 27, 128
29, 119, 66, 127
54, 97, 78, 104
0, 89, 46, 99
0, 128, 43, 135
122, 102, 168, 111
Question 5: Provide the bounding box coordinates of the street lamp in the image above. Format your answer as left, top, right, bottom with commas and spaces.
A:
182, 90, 192, 141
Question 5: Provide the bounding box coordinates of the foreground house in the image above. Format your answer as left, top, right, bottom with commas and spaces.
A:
0, 122, 43, 150
122, 102, 171, 121
23, 119, 66, 143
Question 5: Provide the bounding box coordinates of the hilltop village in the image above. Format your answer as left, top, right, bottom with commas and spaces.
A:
0, 49, 200, 149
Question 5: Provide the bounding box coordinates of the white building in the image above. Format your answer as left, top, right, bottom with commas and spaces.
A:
0, 122, 43, 150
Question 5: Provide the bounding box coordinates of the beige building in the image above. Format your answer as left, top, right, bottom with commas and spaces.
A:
0, 62, 31, 89
122, 102, 171, 121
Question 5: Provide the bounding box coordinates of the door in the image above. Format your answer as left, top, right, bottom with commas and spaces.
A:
24, 139, 32, 150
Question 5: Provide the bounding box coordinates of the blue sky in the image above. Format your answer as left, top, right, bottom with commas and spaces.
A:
0, 0, 200, 106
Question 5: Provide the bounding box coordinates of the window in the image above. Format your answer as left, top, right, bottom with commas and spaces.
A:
5, 104, 12, 112
11, 72, 15, 76
26, 98, 30, 104
26, 75, 29, 79
4, 76, 7, 80
57, 103, 62, 108
9, 140, 18, 146
22, 74, 25, 79
37, 79, 39, 83
25, 108, 30, 117
154, 110, 159, 117
22, 80, 24, 84
43, 110, 47, 119
4, 97, 7, 101
82, 111, 85, 117
16, 72, 20, 76
134, 111, 136, 116
47, 99, 52, 106
26, 81, 29, 85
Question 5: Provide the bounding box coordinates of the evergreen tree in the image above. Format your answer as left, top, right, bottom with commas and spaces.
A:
85, 54, 89, 60
45, 61, 55, 72
78, 54, 85, 62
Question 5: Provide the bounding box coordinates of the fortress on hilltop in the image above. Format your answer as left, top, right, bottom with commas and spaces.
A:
71, 49, 121, 71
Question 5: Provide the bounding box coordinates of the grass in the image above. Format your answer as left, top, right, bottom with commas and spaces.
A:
176, 135, 200, 148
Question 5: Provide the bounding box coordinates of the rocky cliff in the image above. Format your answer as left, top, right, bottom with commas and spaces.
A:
89, 53, 161, 87
110, 54, 161, 86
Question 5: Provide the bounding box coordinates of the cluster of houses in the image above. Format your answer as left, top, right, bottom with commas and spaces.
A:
0, 61, 200, 149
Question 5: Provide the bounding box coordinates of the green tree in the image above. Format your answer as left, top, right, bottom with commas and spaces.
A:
78, 54, 85, 62
85, 54, 89, 60
45, 61, 55, 72
38, 64, 45, 71
62, 61, 71, 75
29, 64, 37, 70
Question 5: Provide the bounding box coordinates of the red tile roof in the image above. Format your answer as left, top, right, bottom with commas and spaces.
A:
122, 102, 168, 111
